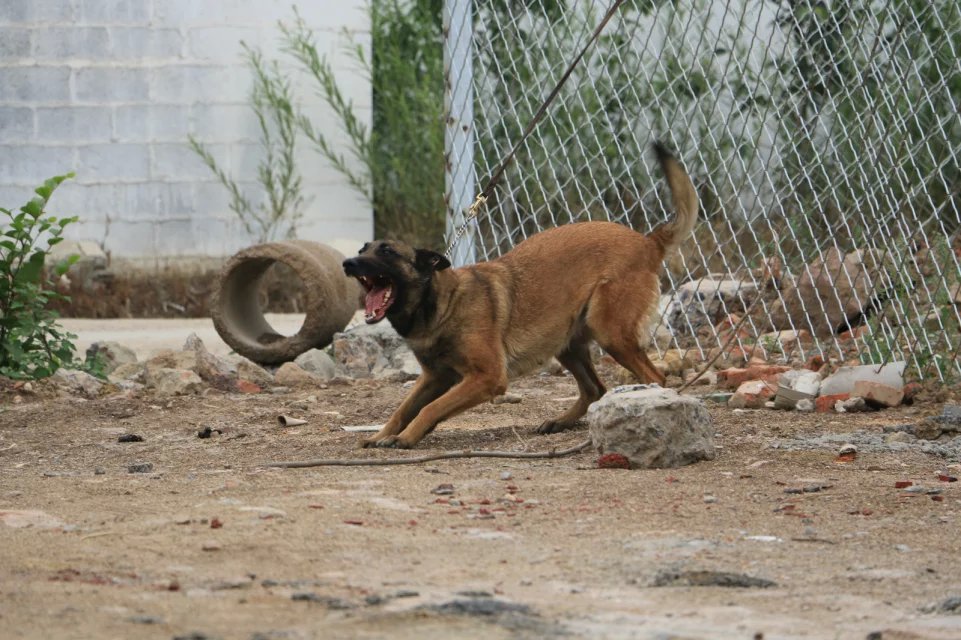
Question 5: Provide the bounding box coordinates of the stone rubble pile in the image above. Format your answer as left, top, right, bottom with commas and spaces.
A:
20, 312, 937, 429
653, 247, 959, 350
31, 320, 425, 400
716, 360, 909, 413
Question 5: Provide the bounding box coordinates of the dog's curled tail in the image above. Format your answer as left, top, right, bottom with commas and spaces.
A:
650, 141, 699, 256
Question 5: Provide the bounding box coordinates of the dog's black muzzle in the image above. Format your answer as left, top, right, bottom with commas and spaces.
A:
342, 257, 366, 277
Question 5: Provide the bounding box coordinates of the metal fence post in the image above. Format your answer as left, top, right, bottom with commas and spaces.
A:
443, 0, 477, 266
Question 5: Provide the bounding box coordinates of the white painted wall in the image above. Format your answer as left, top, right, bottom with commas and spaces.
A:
0, 0, 373, 262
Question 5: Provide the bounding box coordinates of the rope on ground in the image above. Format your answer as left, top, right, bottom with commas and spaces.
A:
265, 438, 593, 468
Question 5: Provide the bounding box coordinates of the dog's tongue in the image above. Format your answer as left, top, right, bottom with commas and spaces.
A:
364, 285, 390, 322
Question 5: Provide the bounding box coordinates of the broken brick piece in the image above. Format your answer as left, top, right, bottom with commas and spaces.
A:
816, 393, 850, 413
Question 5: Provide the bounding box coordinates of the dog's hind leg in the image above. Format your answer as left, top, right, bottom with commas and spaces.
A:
601, 342, 666, 387
537, 338, 606, 434
587, 278, 667, 387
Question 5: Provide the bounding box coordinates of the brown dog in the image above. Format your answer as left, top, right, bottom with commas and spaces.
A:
342, 143, 698, 449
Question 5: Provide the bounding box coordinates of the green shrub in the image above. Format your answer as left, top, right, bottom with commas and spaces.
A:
0, 174, 81, 379
189, 43, 305, 243
281, 0, 446, 247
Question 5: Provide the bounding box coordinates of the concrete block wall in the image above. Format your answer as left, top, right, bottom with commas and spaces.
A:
0, 0, 373, 263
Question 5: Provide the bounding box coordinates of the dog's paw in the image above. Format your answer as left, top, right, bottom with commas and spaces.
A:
375, 435, 400, 448
375, 435, 414, 449
358, 437, 378, 449
536, 419, 573, 435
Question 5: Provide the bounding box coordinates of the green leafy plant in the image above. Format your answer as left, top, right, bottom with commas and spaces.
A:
81, 350, 110, 380
280, 0, 446, 247
763, 0, 961, 248
189, 43, 305, 243
472, 0, 754, 253
0, 174, 81, 380
858, 235, 961, 381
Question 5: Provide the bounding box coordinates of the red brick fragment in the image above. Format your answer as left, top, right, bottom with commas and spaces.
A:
816, 393, 849, 413
596, 453, 631, 470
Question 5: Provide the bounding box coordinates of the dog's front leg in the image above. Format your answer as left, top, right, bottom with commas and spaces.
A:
360, 373, 455, 448
376, 373, 507, 449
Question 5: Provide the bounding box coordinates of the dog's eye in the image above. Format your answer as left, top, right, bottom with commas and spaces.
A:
377, 245, 397, 257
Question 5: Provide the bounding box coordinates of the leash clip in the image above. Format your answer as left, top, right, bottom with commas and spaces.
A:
465, 193, 488, 220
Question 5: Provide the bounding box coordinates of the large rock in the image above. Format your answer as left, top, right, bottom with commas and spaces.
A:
145, 367, 203, 396
144, 349, 199, 373
587, 385, 715, 469
772, 248, 893, 338
853, 380, 903, 408
274, 362, 324, 387
778, 369, 821, 396
913, 404, 961, 440
109, 362, 147, 384
294, 349, 337, 379
143, 335, 237, 391
332, 323, 421, 381
50, 368, 104, 398
85, 341, 137, 374
233, 357, 274, 387
183, 333, 237, 390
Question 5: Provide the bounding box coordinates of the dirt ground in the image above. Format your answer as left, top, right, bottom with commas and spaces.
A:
3, 369, 961, 640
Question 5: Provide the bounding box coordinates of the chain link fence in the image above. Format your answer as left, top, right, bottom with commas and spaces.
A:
443, 0, 961, 381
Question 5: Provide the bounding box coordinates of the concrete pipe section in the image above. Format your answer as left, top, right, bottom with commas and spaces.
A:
211, 240, 360, 364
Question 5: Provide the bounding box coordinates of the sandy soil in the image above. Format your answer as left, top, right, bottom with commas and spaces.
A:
2, 370, 961, 640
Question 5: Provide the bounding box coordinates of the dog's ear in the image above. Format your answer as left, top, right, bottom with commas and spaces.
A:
415, 249, 451, 272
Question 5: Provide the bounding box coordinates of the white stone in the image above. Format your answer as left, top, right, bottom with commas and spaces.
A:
820, 362, 905, 396
293, 349, 337, 379
657, 278, 758, 337
332, 322, 420, 381
50, 368, 104, 398
774, 369, 821, 409
587, 386, 715, 469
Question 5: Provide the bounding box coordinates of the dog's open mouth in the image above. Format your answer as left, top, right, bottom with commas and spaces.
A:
358, 274, 394, 323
